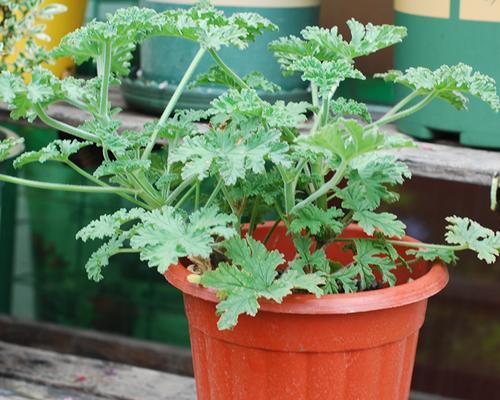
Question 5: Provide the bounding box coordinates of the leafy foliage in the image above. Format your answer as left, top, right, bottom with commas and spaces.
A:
200, 236, 324, 329
0, 135, 24, 162
377, 63, 500, 111
130, 206, 236, 272
0, 4, 498, 331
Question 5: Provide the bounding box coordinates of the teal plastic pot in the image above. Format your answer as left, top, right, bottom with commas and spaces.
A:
122, 0, 321, 113
0, 126, 24, 313
394, 0, 500, 148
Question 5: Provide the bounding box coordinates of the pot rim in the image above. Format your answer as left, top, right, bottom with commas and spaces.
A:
165, 224, 449, 315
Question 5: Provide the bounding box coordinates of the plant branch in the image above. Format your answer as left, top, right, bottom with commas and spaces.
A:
34, 104, 98, 142
142, 47, 206, 160
0, 173, 139, 194
99, 40, 112, 119
335, 237, 468, 252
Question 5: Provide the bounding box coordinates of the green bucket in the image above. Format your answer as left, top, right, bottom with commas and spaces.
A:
394, 0, 500, 148
17, 127, 190, 347
0, 125, 24, 313
122, 0, 321, 114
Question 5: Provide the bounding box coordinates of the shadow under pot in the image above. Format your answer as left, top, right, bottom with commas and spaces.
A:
122, 0, 321, 114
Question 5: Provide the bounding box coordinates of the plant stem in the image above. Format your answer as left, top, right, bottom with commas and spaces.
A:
34, 105, 98, 142
248, 198, 260, 236
205, 179, 223, 208
380, 91, 419, 120
166, 175, 197, 206
263, 219, 280, 245
371, 92, 436, 127
99, 41, 112, 119
335, 237, 468, 252
291, 161, 348, 214
208, 49, 249, 90
174, 185, 196, 210
142, 47, 206, 160
0, 173, 138, 194
195, 181, 200, 210
65, 160, 150, 209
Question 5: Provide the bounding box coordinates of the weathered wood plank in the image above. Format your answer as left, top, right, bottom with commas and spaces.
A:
1, 88, 499, 186
0, 377, 108, 400
0, 342, 196, 400
0, 316, 193, 377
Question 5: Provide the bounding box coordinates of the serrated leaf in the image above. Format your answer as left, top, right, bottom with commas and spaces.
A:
0, 136, 24, 162
171, 126, 290, 185
376, 63, 500, 111
406, 248, 458, 265
130, 206, 236, 273
77, 208, 146, 242
331, 97, 372, 123
290, 205, 344, 235
84, 234, 127, 282
445, 216, 500, 264
201, 236, 324, 329
353, 239, 396, 289
13, 139, 90, 168
353, 211, 406, 238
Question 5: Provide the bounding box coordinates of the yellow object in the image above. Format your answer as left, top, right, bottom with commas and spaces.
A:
40, 0, 87, 77
10, 0, 87, 78
394, 0, 450, 19
460, 0, 500, 22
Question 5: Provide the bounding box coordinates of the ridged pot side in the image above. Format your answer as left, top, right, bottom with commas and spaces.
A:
165, 223, 449, 400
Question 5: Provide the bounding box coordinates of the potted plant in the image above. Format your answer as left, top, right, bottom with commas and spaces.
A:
122, 0, 321, 113
0, 2, 499, 398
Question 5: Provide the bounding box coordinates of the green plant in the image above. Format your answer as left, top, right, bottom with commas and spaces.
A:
0, 0, 66, 74
1, 1, 499, 330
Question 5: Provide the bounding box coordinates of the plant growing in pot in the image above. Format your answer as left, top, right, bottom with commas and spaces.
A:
0, 2, 499, 399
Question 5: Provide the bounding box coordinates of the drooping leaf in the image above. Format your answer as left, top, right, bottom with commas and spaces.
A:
406, 248, 458, 265
376, 63, 500, 111
331, 97, 372, 123
0, 136, 24, 162
13, 139, 90, 168
353, 211, 406, 238
445, 216, 500, 264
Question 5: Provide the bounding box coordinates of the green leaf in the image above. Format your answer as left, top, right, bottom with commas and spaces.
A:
352, 239, 396, 289
299, 118, 410, 163
270, 20, 406, 75
53, 7, 159, 75
84, 234, 127, 282
293, 56, 364, 97
353, 211, 406, 238
94, 159, 151, 178
289, 236, 329, 274
0, 136, 24, 162
77, 208, 146, 242
376, 64, 500, 111
445, 216, 500, 264
326, 265, 359, 294
191, 66, 281, 93
331, 97, 372, 123
290, 205, 344, 235
406, 248, 458, 265
130, 206, 236, 273
171, 126, 290, 185
13, 139, 90, 168
201, 236, 324, 329
153, 1, 275, 51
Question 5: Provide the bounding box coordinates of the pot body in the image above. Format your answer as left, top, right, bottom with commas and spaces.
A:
394, 0, 500, 148
166, 223, 449, 400
123, 0, 320, 113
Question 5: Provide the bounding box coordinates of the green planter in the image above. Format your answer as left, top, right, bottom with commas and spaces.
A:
18, 127, 190, 347
122, 0, 321, 113
0, 126, 24, 313
394, 0, 500, 148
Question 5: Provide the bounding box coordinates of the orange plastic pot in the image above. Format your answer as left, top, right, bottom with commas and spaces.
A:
166, 223, 449, 400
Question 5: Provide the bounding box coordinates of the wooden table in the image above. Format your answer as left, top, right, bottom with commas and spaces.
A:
0, 340, 196, 400
1, 89, 499, 187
